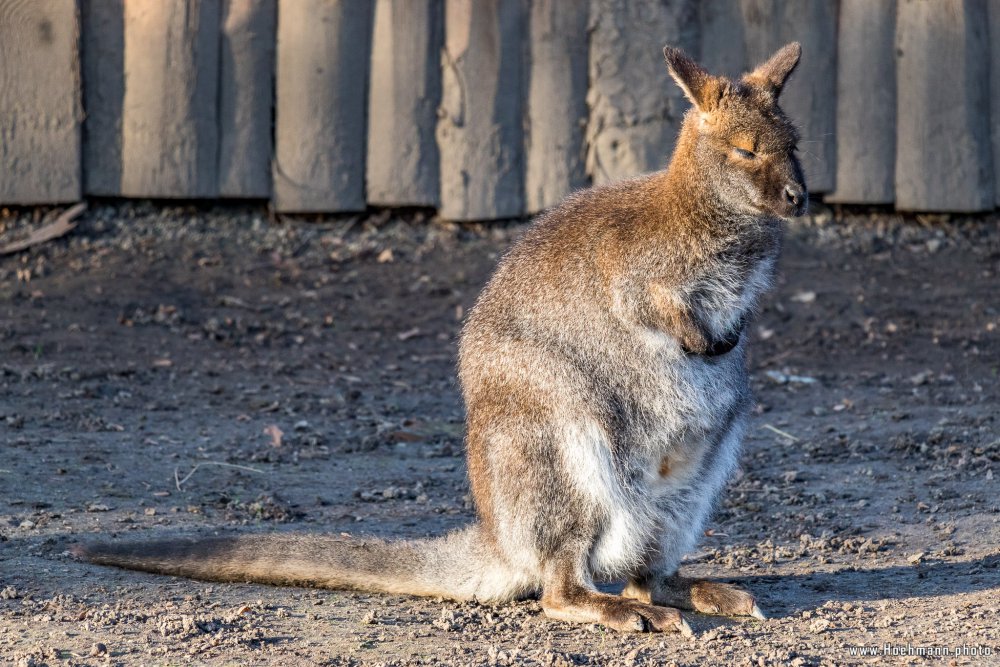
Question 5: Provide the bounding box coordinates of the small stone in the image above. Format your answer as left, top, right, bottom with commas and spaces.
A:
791, 290, 817, 303
809, 618, 831, 632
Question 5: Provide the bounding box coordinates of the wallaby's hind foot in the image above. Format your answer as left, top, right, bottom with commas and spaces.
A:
541, 563, 692, 635
623, 575, 765, 620
690, 580, 766, 619
543, 587, 692, 635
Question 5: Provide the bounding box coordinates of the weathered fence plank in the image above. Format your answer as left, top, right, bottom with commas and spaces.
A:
273, 0, 373, 212
80, 0, 124, 196
12, 0, 1000, 215
739, 0, 837, 193
698, 0, 747, 78
0, 0, 81, 204
895, 0, 993, 211
524, 0, 589, 213
367, 0, 442, 207
438, 0, 526, 220
121, 0, 220, 198
586, 0, 697, 186
827, 0, 895, 204
989, 1, 1000, 207
219, 0, 275, 198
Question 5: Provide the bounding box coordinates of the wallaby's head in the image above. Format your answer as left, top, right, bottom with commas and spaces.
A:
663, 43, 807, 219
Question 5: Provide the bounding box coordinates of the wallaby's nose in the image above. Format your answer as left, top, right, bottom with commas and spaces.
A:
783, 185, 807, 215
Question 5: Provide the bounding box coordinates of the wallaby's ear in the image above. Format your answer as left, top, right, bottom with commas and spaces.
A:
663, 46, 724, 112
744, 42, 801, 97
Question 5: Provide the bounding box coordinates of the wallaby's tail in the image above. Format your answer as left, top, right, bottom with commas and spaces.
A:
72, 526, 524, 602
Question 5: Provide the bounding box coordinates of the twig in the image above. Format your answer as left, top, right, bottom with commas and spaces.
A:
218, 295, 268, 312
175, 461, 265, 491
0, 202, 87, 255
762, 423, 800, 442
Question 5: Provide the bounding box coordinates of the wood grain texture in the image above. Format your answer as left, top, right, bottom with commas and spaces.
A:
895, 0, 993, 211
698, 0, 748, 78
121, 0, 220, 198
586, 0, 697, 186
80, 0, 124, 196
273, 0, 373, 212
739, 0, 837, 193
826, 0, 895, 204
0, 0, 81, 204
438, 0, 527, 220
989, 0, 1000, 207
219, 0, 275, 198
524, 0, 589, 213
367, 0, 442, 207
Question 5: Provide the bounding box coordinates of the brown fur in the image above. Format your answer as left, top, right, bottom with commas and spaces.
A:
74, 43, 807, 634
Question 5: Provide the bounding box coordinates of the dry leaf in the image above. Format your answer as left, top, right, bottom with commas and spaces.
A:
397, 327, 421, 341
264, 424, 284, 448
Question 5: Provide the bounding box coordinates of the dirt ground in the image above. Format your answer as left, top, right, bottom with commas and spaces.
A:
0, 202, 998, 666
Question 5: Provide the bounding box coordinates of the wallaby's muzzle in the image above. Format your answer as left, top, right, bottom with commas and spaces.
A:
771, 155, 808, 219
782, 183, 808, 217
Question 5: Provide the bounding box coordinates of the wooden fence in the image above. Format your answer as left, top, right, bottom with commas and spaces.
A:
1, 0, 998, 217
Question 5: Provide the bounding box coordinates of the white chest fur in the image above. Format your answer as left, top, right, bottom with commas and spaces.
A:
569, 346, 749, 579
697, 255, 776, 338
565, 250, 772, 579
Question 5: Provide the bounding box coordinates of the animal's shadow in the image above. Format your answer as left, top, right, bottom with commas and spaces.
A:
745, 553, 1000, 615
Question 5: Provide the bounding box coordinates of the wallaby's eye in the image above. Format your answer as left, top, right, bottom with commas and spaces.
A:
732, 147, 757, 160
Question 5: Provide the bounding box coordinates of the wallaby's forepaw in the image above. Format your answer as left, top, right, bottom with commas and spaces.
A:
679, 325, 743, 357
684, 320, 744, 357
705, 326, 742, 357
690, 580, 765, 619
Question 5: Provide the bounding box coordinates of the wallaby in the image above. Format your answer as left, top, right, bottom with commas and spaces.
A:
74, 43, 807, 634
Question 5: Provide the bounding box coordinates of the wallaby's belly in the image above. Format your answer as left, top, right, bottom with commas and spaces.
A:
586, 348, 750, 578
